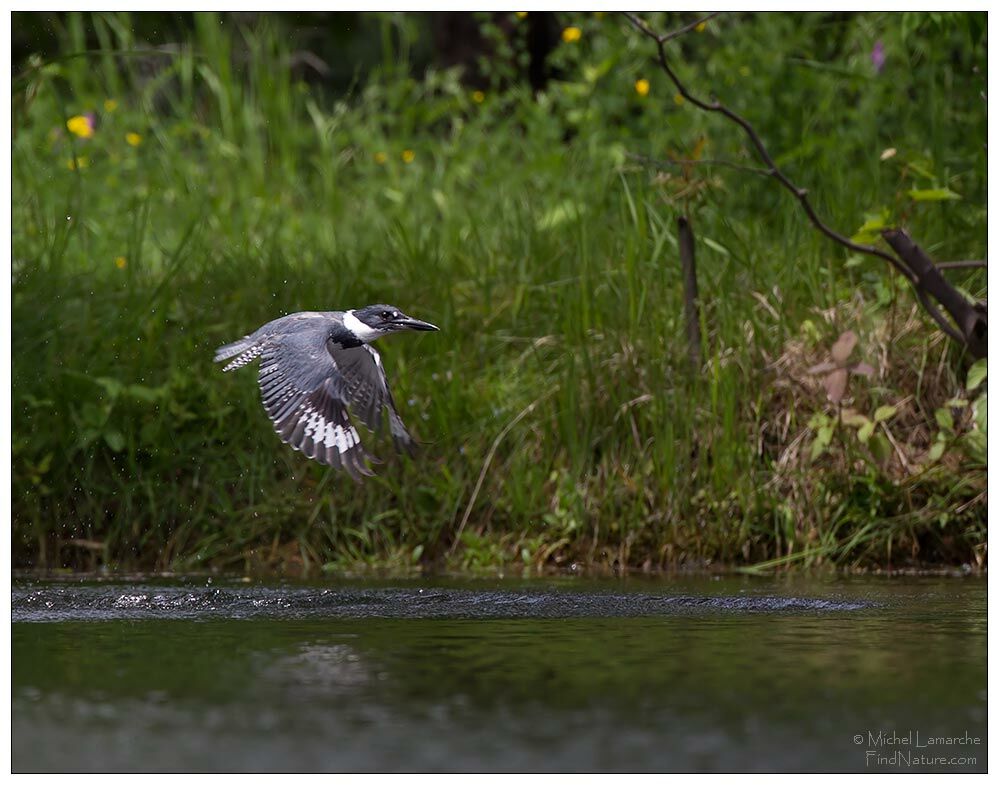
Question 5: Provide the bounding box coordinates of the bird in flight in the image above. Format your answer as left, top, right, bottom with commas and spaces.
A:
215, 304, 439, 479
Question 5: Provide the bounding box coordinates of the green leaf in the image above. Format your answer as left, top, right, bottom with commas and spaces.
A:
851, 209, 890, 244
140, 420, 160, 445
973, 392, 987, 433
807, 412, 830, 430
857, 421, 876, 444
431, 189, 447, 214
907, 188, 961, 202
966, 359, 987, 391
840, 411, 870, 428
800, 319, 822, 343
873, 404, 897, 422
869, 433, 891, 462
808, 423, 836, 460
702, 237, 731, 257
103, 430, 126, 452
809, 437, 827, 461
536, 199, 585, 231
79, 402, 107, 428
934, 408, 954, 431
93, 376, 124, 399
905, 158, 936, 180
964, 430, 987, 464
582, 56, 614, 84
77, 427, 100, 449
127, 384, 166, 403
927, 438, 947, 462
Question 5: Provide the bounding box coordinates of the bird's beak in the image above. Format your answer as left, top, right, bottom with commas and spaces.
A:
394, 316, 440, 332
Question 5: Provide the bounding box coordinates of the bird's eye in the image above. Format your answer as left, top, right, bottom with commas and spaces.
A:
381, 311, 392, 319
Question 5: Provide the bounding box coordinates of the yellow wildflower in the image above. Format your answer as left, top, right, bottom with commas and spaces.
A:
634, 78, 650, 97
66, 115, 94, 139
515, 11, 527, 19
673, 93, 685, 106
125, 132, 142, 147
472, 90, 485, 104
374, 151, 388, 165
115, 256, 127, 269
104, 99, 118, 112
562, 26, 582, 43
695, 21, 707, 33
66, 156, 89, 170
402, 149, 415, 164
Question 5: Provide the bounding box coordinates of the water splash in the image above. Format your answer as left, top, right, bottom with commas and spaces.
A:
12, 583, 869, 623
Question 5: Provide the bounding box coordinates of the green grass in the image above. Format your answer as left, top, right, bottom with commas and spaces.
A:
12, 12, 987, 573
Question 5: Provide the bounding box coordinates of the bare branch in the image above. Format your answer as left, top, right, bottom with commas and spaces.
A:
661, 12, 721, 44
623, 11, 988, 357
625, 12, 721, 45
911, 286, 965, 345
622, 12, 917, 285
938, 260, 987, 270
883, 229, 986, 358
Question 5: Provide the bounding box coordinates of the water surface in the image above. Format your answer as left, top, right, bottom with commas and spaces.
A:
12, 574, 986, 772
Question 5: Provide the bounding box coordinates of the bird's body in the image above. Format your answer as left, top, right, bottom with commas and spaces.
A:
215, 305, 438, 479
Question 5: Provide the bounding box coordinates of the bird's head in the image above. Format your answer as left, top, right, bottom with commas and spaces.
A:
347, 304, 440, 342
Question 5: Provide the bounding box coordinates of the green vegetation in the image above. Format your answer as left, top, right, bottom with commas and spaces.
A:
12, 12, 987, 574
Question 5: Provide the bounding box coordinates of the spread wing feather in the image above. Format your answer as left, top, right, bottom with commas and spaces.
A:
215, 315, 414, 476
328, 344, 415, 455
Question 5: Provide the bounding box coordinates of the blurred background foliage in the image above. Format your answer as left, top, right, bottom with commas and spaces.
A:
12, 12, 987, 574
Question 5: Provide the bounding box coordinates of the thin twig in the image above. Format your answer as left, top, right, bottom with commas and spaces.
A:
912, 286, 964, 344
880, 423, 912, 473
938, 260, 987, 269
661, 12, 721, 44
450, 390, 555, 555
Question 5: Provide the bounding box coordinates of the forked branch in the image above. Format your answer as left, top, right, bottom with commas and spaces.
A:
623, 12, 986, 358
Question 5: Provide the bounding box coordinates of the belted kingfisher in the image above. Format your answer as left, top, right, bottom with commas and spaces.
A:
214, 305, 439, 479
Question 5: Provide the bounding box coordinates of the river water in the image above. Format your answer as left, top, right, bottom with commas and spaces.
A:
11, 574, 986, 772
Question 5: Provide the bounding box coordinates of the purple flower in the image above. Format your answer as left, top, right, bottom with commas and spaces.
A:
871, 40, 886, 74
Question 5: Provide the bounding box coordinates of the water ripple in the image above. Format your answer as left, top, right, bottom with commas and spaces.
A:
11, 584, 869, 623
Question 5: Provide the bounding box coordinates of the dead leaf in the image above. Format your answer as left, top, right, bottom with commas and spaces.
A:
808, 330, 876, 403
824, 368, 849, 403
830, 331, 858, 364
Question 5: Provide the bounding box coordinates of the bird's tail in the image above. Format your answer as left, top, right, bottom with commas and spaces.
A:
214, 336, 265, 372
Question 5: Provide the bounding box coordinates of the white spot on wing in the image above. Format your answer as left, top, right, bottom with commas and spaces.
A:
363, 344, 382, 365
334, 424, 348, 454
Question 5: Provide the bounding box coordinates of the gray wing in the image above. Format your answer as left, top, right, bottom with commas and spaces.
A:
254, 326, 378, 479
328, 344, 416, 456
